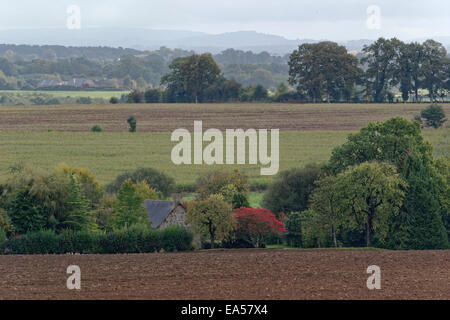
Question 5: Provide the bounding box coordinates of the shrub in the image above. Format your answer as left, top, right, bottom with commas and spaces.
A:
76, 97, 92, 105
0, 208, 14, 237
7, 230, 60, 254
127, 116, 137, 132
91, 125, 103, 132
420, 104, 447, 128
5, 226, 192, 254
109, 97, 119, 104
127, 90, 145, 103
59, 230, 100, 254
141, 227, 162, 253
161, 226, 193, 252
106, 167, 175, 198
144, 89, 161, 103
0, 229, 6, 254
98, 225, 163, 254
6, 236, 27, 254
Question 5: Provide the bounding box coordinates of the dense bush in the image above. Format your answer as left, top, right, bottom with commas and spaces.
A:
59, 230, 100, 254
106, 167, 175, 198
91, 125, 103, 132
144, 88, 162, 103
7, 230, 60, 254
420, 104, 447, 128
2, 165, 98, 234
109, 97, 119, 104
0, 229, 6, 254
127, 115, 137, 132
76, 97, 92, 104
6, 226, 191, 254
161, 226, 193, 252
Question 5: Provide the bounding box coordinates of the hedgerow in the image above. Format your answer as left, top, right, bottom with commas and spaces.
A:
4, 226, 192, 254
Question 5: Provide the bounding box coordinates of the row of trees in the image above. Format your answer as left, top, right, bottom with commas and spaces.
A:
0, 164, 166, 236
126, 54, 269, 103
0, 47, 288, 91
125, 38, 449, 104
288, 38, 450, 103
262, 117, 449, 249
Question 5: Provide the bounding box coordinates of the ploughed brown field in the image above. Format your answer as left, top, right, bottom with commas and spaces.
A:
0, 249, 449, 300
1, 103, 449, 132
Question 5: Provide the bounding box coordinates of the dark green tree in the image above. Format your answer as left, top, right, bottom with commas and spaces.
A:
285, 212, 302, 247
262, 164, 322, 216
162, 54, 221, 103
106, 167, 175, 198
144, 88, 161, 103
420, 104, 447, 128
326, 117, 449, 249
361, 38, 402, 102
289, 41, 361, 102
421, 40, 447, 102
127, 116, 137, 132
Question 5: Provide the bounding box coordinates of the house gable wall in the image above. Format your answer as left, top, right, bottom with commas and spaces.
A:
158, 205, 188, 230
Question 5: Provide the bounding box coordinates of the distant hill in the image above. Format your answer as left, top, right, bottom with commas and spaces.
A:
1, 27, 448, 55
0, 28, 389, 55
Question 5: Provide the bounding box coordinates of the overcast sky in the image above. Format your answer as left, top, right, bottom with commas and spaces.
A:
1, 0, 449, 40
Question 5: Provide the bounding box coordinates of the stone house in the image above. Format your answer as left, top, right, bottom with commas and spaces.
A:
143, 196, 188, 229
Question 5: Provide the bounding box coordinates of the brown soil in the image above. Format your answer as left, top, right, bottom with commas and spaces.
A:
0, 249, 448, 300
1, 103, 448, 132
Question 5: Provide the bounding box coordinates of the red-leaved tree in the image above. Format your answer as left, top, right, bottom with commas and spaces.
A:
233, 207, 286, 247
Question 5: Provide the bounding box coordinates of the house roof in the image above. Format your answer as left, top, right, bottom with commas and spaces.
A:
143, 200, 175, 228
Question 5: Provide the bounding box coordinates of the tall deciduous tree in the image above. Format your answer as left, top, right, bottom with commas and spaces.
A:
162, 54, 221, 103
112, 179, 149, 229
361, 38, 402, 102
421, 40, 448, 102
186, 195, 234, 249
309, 175, 343, 247
196, 170, 249, 210
336, 162, 407, 247
262, 164, 321, 216
326, 117, 449, 249
288, 41, 361, 102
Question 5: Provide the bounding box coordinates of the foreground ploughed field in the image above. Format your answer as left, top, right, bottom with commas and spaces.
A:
0, 249, 449, 300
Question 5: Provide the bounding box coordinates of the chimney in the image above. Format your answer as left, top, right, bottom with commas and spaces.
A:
173, 194, 183, 206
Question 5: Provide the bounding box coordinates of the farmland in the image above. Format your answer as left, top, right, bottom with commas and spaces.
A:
0, 103, 448, 187
0, 90, 129, 100
0, 249, 449, 300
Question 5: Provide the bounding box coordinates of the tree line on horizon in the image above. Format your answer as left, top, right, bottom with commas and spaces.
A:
0, 46, 289, 93
126, 38, 450, 104
0, 38, 449, 104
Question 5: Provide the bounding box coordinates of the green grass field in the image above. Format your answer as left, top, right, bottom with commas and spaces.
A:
0, 90, 129, 99
0, 129, 447, 187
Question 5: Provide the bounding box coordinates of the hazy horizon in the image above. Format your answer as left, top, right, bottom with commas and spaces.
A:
0, 0, 449, 42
